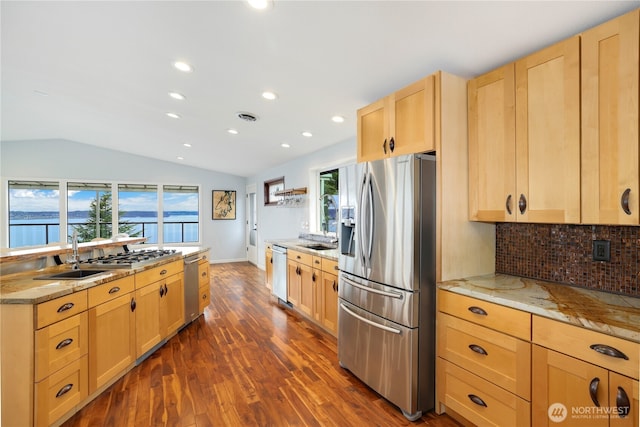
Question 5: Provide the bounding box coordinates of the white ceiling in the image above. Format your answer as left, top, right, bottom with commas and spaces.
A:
2, 1, 638, 178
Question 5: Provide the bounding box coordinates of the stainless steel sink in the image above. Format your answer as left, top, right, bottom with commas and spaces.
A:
302, 244, 335, 251
34, 269, 108, 280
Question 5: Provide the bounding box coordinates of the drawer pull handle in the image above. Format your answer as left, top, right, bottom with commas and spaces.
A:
590, 344, 629, 360
616, 386, 630, 418
57, 302, 74, 313
202, 271, 207, 277
469, 344, 488, 356
164, 284, 168, 296
130, 298, 136, 312
468, 394, 487, 408
518, 194, 527, 214
312, 273, 316, 282
505, 194, 512, 215
160, 285, 165, 297
589, 377, 601, 407
160, 269, 168, 275
202, 294, 207, 300
108, 286, 121, 294
56, 338, 73, 350
56, 383, 73, 398
468, 306, 487, 316
621, 188, 632, 215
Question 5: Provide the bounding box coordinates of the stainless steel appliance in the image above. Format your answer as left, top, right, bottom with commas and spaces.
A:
78, 248, 180, 269
184, 253, 203, 324
338, 153, 436, 421
272, 244, 288, 302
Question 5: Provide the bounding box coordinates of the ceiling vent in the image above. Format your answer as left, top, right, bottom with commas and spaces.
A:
237, 112, 258, 122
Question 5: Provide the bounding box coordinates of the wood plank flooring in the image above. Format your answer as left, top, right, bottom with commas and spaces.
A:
63, 262, 460, 427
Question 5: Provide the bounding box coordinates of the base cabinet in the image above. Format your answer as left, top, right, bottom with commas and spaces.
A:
265, 244, 273, 290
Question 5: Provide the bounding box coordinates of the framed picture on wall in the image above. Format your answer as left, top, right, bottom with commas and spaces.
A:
212, 190, 236, 220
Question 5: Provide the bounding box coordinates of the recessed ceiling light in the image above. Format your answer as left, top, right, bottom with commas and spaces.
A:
281, 143, 290, 148
331, 115, 345, 123
302, 131, 313, 138
227, 129, 239, 135
262, 91, 278, 100
166, 112, 181, 119
248, 0, 272, 10
173, 61, 193, 73
169, 92, 186, 100
183, 143, 192, 148
177, 156, 184, 160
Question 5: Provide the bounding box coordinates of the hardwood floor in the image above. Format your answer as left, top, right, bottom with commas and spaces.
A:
63, 262, 460, 427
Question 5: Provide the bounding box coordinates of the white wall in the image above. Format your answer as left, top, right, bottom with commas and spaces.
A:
0, 139, 247, 262
247, 138, 356, 270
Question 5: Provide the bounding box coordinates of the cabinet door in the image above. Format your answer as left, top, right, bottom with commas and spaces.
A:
357, 97, 388, 162
88, 293, 135, 393
135, 283, 162, 358
533, 345, 609, 427
298, 263, 314, 317
320, 271, 338, 334
515, 36, 581, 223
265, 248, 273, 290
392, 74, 435, 157
582, 10, 639, 225
468, 63, 516, 221
162, 274, 184, 338
610, 373, 639, 427
312, 268, 322, 322
287, 259, 300, 305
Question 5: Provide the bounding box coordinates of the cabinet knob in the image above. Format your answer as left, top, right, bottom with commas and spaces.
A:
621, 188, 632, 215
518, 194, 527, 214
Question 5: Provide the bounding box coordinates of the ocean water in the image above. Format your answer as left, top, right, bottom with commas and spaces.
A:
9, 215, 199, 247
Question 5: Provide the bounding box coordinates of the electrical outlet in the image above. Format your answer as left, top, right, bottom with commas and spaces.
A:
592, 240, 610, 262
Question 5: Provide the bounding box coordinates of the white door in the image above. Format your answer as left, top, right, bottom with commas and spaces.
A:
246, 183, 258, 265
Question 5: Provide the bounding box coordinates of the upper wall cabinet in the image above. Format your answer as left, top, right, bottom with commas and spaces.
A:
468, 64, 516, 222
357, 75, 435, 162
469, 37, 581, 223
581, 10, 639, 225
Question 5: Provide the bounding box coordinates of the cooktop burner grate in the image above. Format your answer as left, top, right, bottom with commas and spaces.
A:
79, 249, 180, 269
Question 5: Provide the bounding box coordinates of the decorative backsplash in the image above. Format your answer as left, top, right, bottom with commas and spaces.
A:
496, 223, 639, 297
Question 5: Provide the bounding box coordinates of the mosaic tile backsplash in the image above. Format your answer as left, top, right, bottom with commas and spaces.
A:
495, 223, 639, 297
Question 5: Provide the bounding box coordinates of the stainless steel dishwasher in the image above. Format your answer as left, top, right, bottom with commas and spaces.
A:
272, 245, 288, 302
184, 253, 203, 324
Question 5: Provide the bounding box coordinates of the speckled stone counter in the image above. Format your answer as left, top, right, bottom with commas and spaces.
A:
438, 274, 640, 343
0, 246, 210, 305
266, 239, 339, 261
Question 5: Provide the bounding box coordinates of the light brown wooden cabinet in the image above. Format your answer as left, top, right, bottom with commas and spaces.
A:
469, 36, 581, 223
319, 258, 339, 335
581, 9, 640, 225
436, 289, 531, 426
357, 75, 435, 162
287, 249, 313, 316
87, 276, 136, 393
265, 244, 273, 290
198, 258, 210, 313
532, 315, 639, 427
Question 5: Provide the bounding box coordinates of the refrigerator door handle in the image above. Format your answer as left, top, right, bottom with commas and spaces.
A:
342, 276, 403, 299
358, 169, 369, 268
365, 172, 374, 262
340, 303, 401, 334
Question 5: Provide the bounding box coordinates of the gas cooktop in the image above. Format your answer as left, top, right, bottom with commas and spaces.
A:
78, 249, 180, 269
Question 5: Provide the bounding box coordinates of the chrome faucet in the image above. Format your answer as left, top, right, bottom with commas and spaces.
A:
68, 229, 79, 269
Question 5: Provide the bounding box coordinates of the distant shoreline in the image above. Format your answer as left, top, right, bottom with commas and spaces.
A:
10, 211, 198, 220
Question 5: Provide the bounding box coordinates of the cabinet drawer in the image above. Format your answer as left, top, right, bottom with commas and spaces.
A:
533, 315, 639, 380
35, 312, 88, 382
437, 289, 530, 340
135, 260, 183, 289
438, 312, 531, 399
437, 358, 530, 427
35, 354, 88, 427
288, 250, 312, 266
36, 291, 88, 330
87, 276, 135, 308
322, 258, 338, 274
199, 284, 210, 312
198, 260, 209, 287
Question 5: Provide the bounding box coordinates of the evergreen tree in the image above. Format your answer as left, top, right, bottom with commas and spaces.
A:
72, 193, 140, 242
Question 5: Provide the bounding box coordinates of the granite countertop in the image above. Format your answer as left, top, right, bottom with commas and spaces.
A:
0, 246, 210, 305
266, 238, 339, 261
439, 273, 640, 344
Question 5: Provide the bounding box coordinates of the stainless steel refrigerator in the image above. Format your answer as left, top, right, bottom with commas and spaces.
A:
337, 153, 436, 421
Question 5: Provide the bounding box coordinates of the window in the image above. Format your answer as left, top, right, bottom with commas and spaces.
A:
319, 169, 339, 234
118, 184, 157, 243
8, 180, 60, 247
67, 182, 112, 243
264, 177, 284, 206
163, 185, 199, 243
